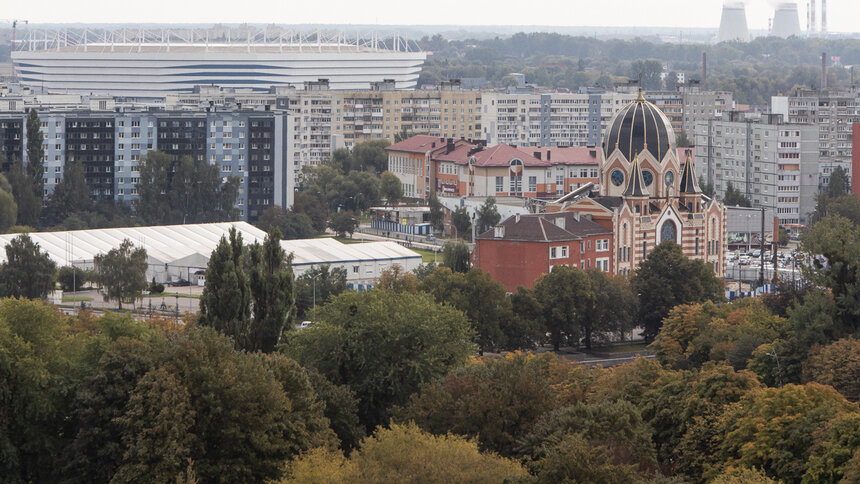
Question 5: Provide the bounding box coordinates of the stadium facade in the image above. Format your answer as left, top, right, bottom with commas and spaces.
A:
12, 29, 427, 96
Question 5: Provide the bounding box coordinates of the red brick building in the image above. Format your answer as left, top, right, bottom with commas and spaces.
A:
474, 212, 614, 292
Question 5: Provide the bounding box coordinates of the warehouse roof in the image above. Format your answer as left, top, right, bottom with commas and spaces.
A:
0, 222, 420, 269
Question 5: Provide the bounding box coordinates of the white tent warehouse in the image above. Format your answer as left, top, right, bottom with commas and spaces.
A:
0, 222, 422, 287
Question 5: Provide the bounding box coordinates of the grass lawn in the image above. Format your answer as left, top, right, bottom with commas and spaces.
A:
146, 292, 202, 299
61, 295, 93, 303
590, 343, 651, 353
332, 236, 365, 245
411, 248, 439, 263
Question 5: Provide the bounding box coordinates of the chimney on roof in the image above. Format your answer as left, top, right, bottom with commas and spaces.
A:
533, 151, 541, 160
555, 217, 565, 230
515, 213, 521, 223
572, 212, 580, 221
589, 149, 596, 157
446, 138, 455, 154
432, 142, 436, 148
546, 150, 551, 161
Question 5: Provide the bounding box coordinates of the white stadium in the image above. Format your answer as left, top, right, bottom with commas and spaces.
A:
12, 29, 427, 96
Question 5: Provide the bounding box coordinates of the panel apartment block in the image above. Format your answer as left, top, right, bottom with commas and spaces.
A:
695, 113, 819, 226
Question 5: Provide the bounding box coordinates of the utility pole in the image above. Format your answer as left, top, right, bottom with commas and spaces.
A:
759, 207, 765, 287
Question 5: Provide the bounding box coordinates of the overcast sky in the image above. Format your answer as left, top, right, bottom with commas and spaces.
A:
4, 0, 858, 33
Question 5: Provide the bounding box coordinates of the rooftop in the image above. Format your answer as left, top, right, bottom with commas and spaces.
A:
477, 212, 611, 242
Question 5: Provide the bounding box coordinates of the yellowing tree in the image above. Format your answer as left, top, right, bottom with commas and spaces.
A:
282, 423, 527, 484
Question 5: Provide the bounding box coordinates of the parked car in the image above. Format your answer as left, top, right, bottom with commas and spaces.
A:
168, 279, 191, 287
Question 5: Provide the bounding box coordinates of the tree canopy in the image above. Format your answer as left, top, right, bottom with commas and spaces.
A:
0, 234, 57, 299
284, 289, 475, 431
93, 239, 148, 309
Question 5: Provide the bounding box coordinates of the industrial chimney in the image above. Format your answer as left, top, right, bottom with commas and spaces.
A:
718, 1, 750, 43
771, 2, 802, 38
810, 0, 816, 34
822, 52, 828, 89
702, 52, 707, 89
821, 0, 827, 35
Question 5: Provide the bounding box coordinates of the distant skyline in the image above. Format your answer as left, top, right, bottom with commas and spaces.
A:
4, 0, 860, 34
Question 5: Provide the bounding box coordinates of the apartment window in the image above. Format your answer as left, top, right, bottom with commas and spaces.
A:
596, 239, 609, 251
495, 176, 504, 193
528, 176, 537, 192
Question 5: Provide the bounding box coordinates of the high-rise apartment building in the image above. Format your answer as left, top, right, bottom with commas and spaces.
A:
772, 88, 858, 190
481, 90, 636, 148
0, 108, 294, 222
695, 112, 819, 226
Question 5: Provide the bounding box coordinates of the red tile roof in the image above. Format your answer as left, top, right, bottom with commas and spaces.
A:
469, 144, 550, 167
433, 143, 476, 163
519, 146, 600, 166
385, 135, 452, 154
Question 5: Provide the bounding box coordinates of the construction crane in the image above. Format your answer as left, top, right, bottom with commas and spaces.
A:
1, 19, 29, 51
1, 19, 28, 83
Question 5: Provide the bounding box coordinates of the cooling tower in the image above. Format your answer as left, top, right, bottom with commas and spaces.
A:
771, 2, 802, 38
718, 2, 750, 42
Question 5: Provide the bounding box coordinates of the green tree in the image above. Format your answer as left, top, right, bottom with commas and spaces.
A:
293, 265, 348, 321
379, 171, 403, 205
534, 265, 593, 351
519, 400, 658, 473
452, 206, 472, 239
281, 423, 528, 484
306, 369, 365, 452
57, 266, 90, 292
0, 233, 57, 299
396, 352, 597, 457
811, 192, 860, 225
475, 197, 501, 235
722, 181, 752, 207
25, 109, 44, 203
826, 166, 850, 198
43, 161, 92, 227
420, 266, 517, 353
284, 289, 475, 431
530, 433, 642, 484
134, 151, 239, 225
0, 298, 71, 482
630, 59, 663, 90
582, 270, 638, 348
255, 206, 317, 239
349, 139, 390, 173
93, 239, 147, 310
292, 191, 329, 233
441, 240, 471, 273
0, 173, 16, 233
328, 211, 358, 238
676, 130, 693, 148
801, 214, 860, 336
632, 241, 724, 341
116, 328, 334, 483
61, 334, 165, 483
699, 175, 715, 198
248, 228, 294, 353
428, 193, 444, 232
198, 228, 251, 345
6, 156, 41, 227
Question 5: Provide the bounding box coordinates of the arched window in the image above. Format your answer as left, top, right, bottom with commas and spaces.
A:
661, 220, 677, 244
509, 158, 523, 194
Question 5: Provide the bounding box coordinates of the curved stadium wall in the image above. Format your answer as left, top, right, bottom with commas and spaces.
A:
13, 45, 426, 96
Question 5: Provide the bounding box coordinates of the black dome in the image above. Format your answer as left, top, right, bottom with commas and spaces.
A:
603, 94, 676, 162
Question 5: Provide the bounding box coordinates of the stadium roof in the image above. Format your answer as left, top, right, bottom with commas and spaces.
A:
0, 222, 420, 269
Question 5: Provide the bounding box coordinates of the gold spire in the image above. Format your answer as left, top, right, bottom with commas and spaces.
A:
637, 87, 645, 102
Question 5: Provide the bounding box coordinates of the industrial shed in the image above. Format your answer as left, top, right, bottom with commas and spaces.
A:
0, 222, 422, 288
